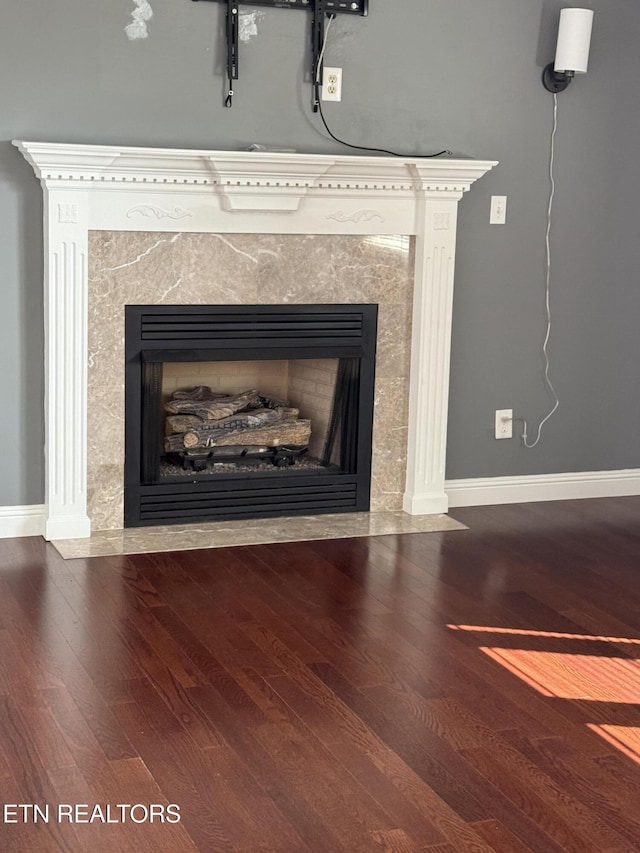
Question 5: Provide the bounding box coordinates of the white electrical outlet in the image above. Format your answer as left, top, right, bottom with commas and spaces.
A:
490, 195, 507, 224
495, 409, 513, 439
321, 67, 342, 102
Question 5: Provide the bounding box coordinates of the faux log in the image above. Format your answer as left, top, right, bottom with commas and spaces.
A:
181, 408, 284, 447
186, 419, 311, 449
259, 394, 288, 410
171, 385, 219, 401
165, 414, 204, 436
164, 434, 187, 452
165, 390, 260, 420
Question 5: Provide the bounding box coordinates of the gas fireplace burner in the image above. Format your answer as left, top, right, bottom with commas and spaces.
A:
169, 444, 310, 473
124, 304, 377, 527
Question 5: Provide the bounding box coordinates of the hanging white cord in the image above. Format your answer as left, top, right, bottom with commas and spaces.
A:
315, 13, 335, 84
520, 92, 560, 448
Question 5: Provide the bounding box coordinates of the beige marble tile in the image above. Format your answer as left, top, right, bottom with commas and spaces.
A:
370, 376, 410, 511
86, 231, 415, 527
171, 233, 261, 304
87, 464, 124, 532
375, 303, 412, 379
52, 512, 467, 559
86, 376, 126, 529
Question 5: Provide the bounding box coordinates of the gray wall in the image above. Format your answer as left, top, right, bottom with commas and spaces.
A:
1, 0, 639, 505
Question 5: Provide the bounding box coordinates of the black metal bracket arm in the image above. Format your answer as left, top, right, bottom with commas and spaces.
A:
191, 0, 368, 108
311, 0, 328, 113
225, 0, 239, 107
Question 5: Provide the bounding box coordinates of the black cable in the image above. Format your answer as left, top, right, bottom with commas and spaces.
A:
316, 98, 451, 158
313, 15, 452, 159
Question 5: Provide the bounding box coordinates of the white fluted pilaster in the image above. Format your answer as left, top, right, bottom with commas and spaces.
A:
43, 189, 90, 539
404, 193, 461, 515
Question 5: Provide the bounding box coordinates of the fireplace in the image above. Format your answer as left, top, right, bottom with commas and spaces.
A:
13, 141, 496, 539
124, 303, 377, 525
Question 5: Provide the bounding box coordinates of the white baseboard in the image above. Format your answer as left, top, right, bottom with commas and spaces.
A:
0, 504, 46, 538
2, 473, 639, 537
446, 469, 640, 508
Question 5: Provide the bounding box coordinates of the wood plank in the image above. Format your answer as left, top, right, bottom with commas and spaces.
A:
2, 499, 640, 850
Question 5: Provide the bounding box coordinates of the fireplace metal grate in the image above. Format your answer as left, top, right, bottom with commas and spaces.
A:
125, 304, 377, 528
138, 479, 359, 524
140, 310, 366, 344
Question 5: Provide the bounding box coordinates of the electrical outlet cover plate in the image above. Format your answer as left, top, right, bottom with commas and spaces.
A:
490, 195, 507, 225
322, 67, 342, 102
495, 409, 513, 439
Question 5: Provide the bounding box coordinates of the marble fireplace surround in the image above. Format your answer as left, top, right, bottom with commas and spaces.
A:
15, 141, 496, 540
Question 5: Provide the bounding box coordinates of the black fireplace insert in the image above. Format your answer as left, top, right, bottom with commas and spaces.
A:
124, 304, 377, 527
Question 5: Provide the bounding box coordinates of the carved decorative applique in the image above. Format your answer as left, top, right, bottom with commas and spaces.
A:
58, 203, 79, 224
327, 209, 385, 224
433, 212, 451, 231
126, 205, 193, 220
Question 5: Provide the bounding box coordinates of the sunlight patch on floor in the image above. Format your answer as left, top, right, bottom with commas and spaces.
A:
480, 647, 640, 702
448, 624, 640, 645
588, 724, 640, 764
448, 622, 640, 765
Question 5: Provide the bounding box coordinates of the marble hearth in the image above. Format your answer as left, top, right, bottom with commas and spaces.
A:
14, 142, 496, 540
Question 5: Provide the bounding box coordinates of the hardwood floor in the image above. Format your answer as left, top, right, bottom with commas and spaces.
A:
1, 497, 640, 851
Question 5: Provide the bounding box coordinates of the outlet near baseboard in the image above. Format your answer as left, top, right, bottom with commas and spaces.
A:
495, 409, 513, 439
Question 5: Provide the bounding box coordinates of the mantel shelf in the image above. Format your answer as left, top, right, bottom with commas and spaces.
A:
14, 141, 496, 212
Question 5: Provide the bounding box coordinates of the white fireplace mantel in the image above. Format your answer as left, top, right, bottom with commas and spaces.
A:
14, 140, 496, 540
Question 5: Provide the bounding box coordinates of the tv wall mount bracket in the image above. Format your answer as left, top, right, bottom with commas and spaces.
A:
191, 0, 368, 108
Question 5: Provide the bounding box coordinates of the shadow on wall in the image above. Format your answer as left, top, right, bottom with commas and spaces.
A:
0, 140, 45, 503
536, 0, 570, 68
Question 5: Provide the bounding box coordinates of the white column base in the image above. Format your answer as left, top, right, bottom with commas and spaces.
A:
45, 515, 91, 541
403, 492, 449, 516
